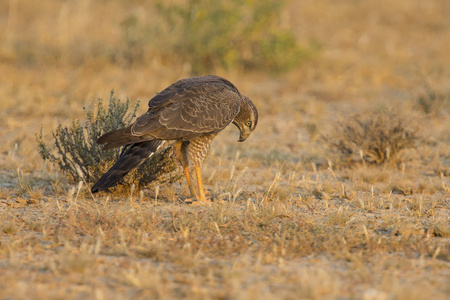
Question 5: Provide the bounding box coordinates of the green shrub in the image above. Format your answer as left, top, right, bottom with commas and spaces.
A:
153, 0, 313, 73
37, 91, 178, 188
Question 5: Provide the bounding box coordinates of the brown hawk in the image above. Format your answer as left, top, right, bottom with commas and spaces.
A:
91, 75, 258, 203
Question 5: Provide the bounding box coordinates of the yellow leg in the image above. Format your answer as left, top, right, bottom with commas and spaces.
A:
174, 142, 211, 205
183, 166, 198, 200
195, 165, 208, 204
174, 142, 198, 201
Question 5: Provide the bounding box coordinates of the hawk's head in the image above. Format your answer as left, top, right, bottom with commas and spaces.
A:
233, 96, 258, 142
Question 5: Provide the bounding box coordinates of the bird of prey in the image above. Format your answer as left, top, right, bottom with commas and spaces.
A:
91, 75, 258, 204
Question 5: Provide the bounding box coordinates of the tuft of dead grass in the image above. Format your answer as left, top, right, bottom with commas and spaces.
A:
432, 221, 450, 238
326, 109, 423, 167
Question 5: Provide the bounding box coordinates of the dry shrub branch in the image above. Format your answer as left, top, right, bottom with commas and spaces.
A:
326, 110, 422, 166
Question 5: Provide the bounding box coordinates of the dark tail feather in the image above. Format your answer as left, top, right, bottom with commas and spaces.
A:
97, 126, 144, 150
91, 140, 164, 193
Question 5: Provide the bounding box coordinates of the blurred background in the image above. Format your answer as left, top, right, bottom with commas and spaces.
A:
0, 0, 449, 172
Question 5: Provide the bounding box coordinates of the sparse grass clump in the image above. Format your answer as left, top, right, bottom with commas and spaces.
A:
432, 221, 450, 237
37, 91, 177, 188
2, 222, 18, 235
326, 110, 422, 166
416, 84, 449, 115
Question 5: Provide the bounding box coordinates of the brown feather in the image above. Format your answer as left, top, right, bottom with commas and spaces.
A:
91, 75, 258, 195
97, 126, 147, 150
91, 140, 164, 192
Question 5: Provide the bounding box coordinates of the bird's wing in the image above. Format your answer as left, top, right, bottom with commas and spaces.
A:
131, 75, 242, 140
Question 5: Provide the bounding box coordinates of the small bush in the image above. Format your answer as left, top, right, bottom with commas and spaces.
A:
153, 0, 314, 74
37, 91, 178, 188
325, 110, 422, 166
416, 85, 449, 115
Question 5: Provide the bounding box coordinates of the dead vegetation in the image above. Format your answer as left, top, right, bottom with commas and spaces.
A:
325, 110, 422, 167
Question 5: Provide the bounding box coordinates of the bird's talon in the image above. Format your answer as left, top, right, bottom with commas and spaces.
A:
185, 196, 213, 206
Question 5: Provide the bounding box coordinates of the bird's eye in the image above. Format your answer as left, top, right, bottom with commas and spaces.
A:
245, 121, 252, 127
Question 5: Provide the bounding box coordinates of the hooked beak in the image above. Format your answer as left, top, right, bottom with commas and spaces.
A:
233, 122, 252, 142
238, 132, 250, 142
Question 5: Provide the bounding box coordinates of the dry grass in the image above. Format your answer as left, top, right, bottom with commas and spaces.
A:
1, 0, 450, 299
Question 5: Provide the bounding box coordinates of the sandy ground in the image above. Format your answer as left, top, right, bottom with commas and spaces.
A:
0, 0, 449, 299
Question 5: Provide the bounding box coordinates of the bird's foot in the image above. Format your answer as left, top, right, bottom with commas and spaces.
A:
184, 196, 213, 206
